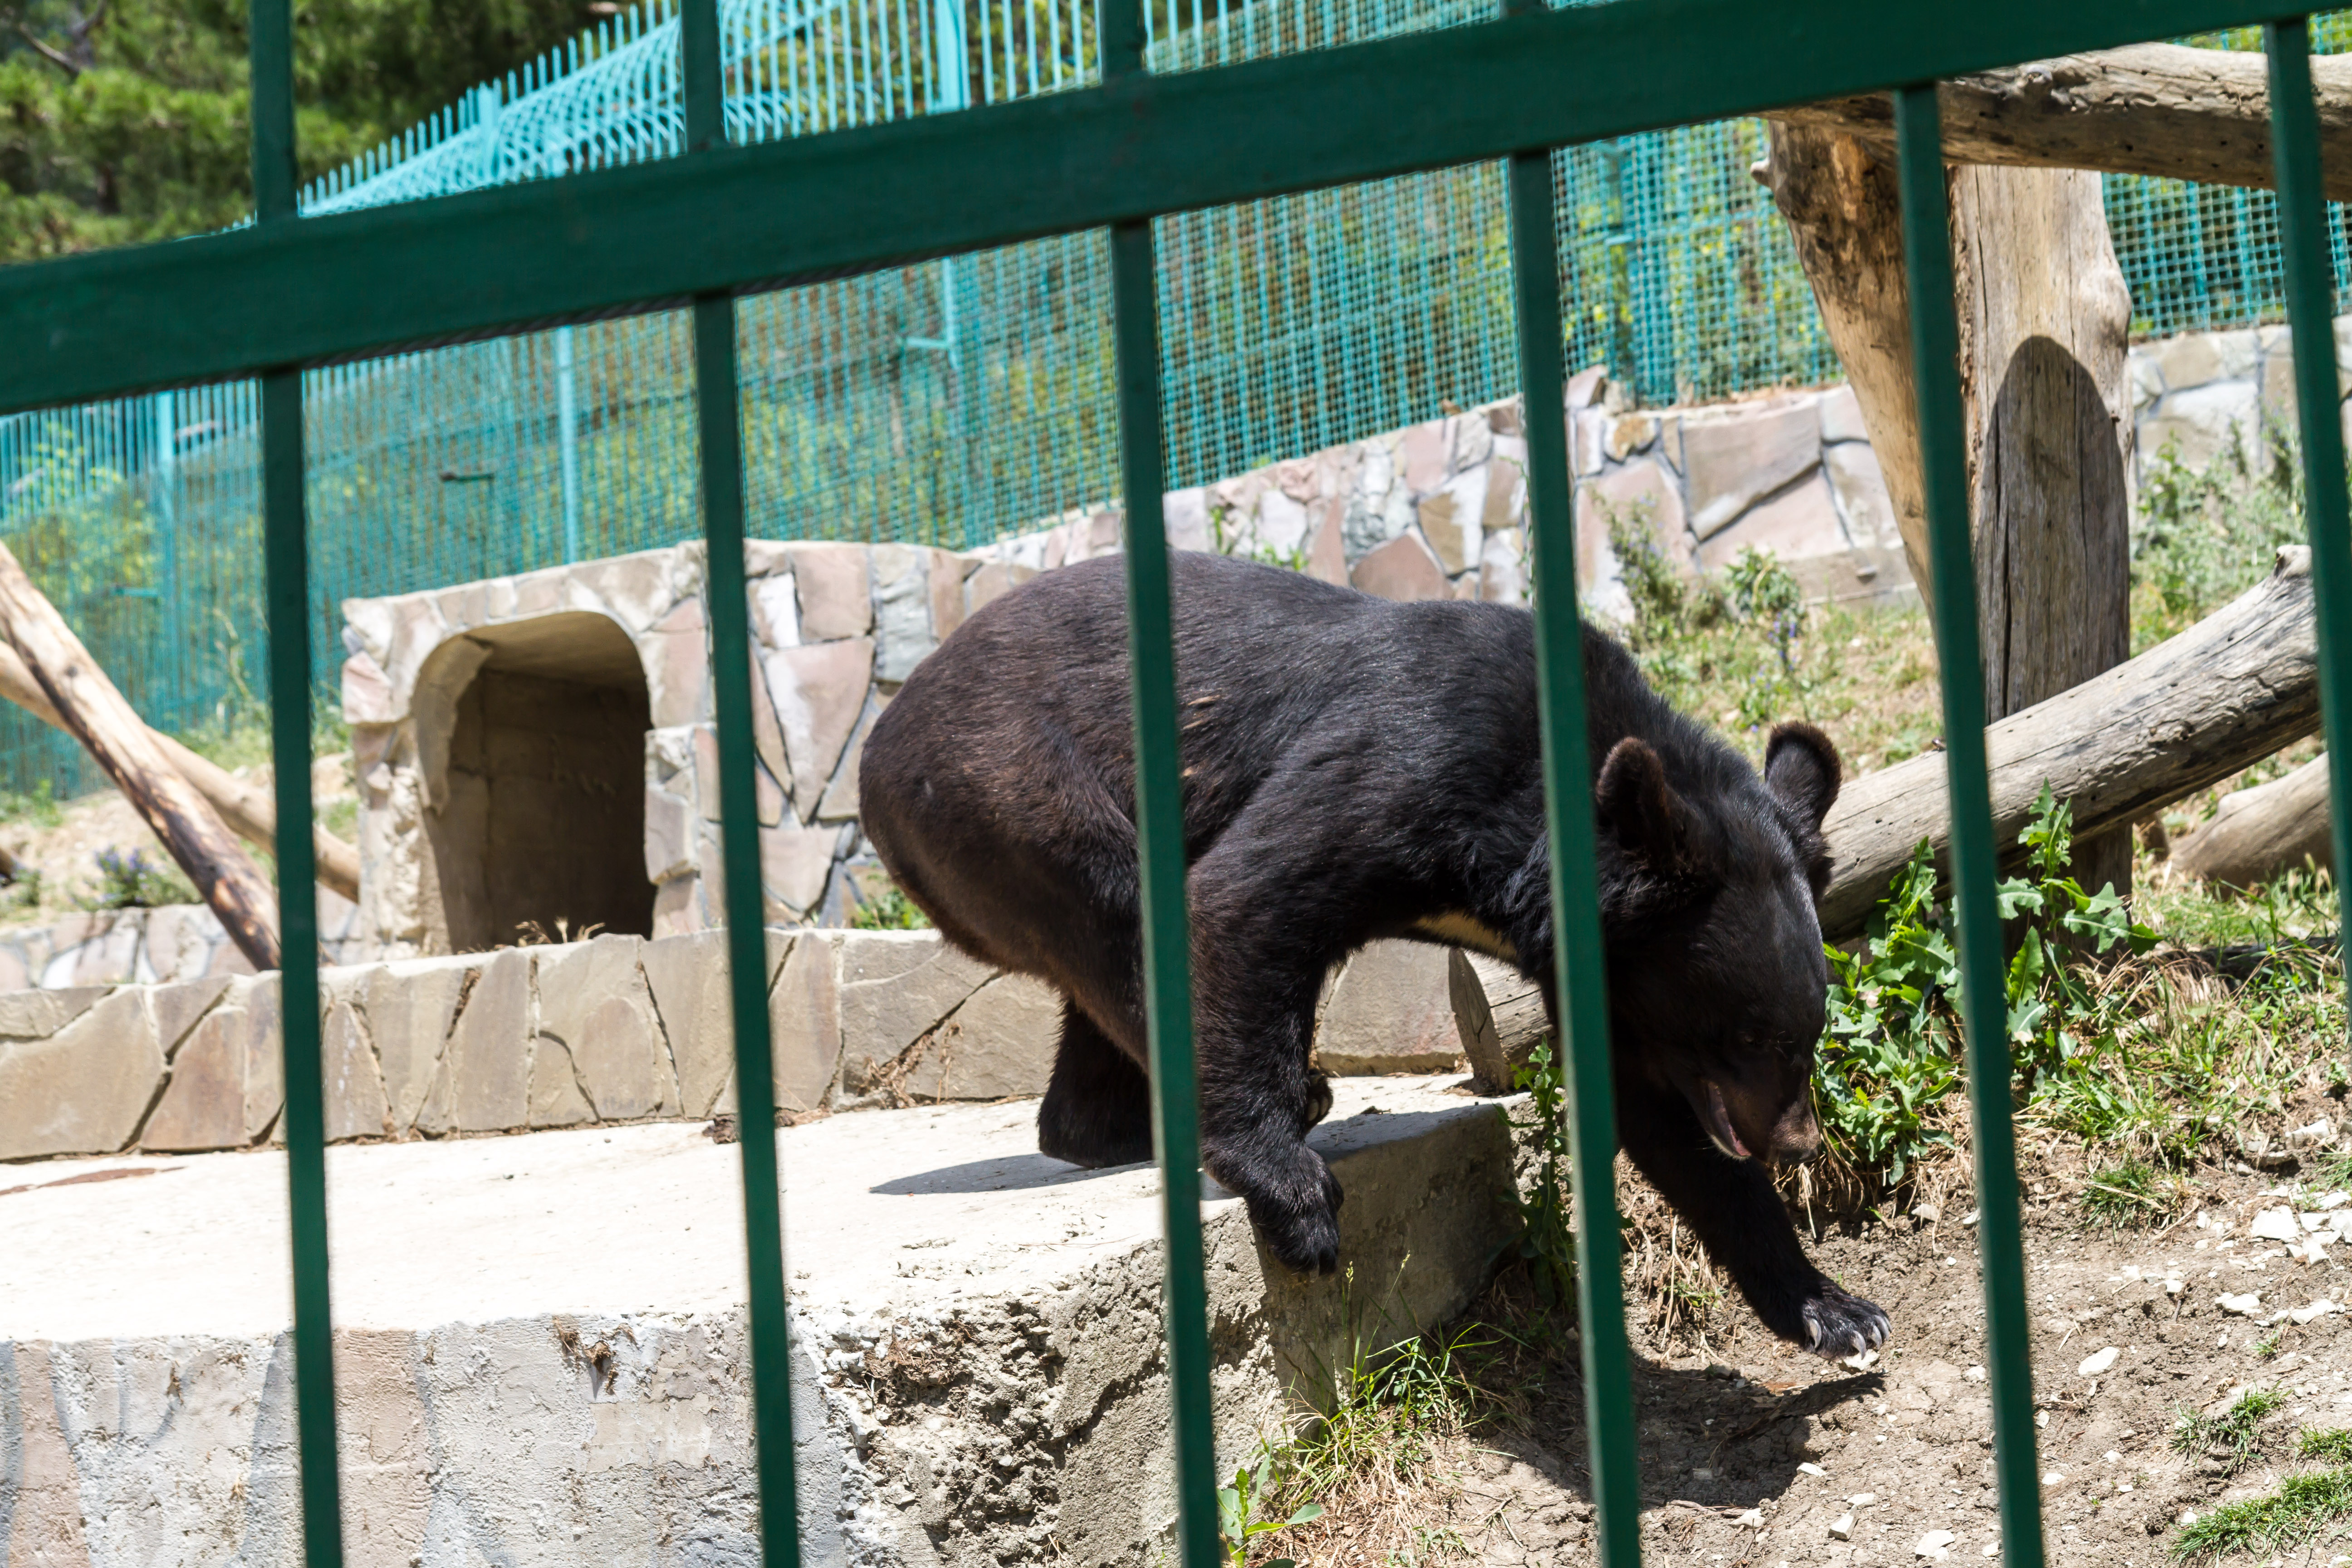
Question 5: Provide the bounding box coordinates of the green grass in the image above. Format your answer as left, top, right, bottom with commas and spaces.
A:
2173, 1387, 2286, 1479
849, 882, 931, 931
2173, 1467, 2352, 1561
2299, 1430, 2352, 1465
2079, 1158, 2185, 1229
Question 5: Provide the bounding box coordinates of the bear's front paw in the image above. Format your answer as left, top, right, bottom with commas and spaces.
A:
1302, 1070, 1335, 1130
1243, 1157, 1346, 1276
1800, 1284, 1891, 1361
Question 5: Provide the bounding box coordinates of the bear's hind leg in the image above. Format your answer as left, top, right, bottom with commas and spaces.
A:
1038, 1000, 1155, 1169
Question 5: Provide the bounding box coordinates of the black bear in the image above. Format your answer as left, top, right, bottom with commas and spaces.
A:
859, 550, 1888, 1359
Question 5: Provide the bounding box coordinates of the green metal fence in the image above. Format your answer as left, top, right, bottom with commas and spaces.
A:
17, 6, 2352, 810
6, 4, 2348, 1568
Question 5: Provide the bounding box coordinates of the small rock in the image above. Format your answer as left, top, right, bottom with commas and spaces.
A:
2218, 1292, 2264, 1317
2078, 1347, 2120, 1377
2042, 1471, 2065, 1486
2104, 1450, 2122, 1463
1966, 1364, 1987, 1382
2291, 1298, 2341, 1325
1798, 1462, 1828, 1477
1917, 1529, 1957, 1560
2288, 1118, 2334, 1149
1961, 1209, 1980, 1226
1735, 1509, 1764, 1529
1915, 1201, 1942, 1224
1849, 1493, 1878, 1506
1830, 1514, 1855, 1541
2252, 1207, 2303, 1242
1843, 1348, 1882, 1371
1982, 1545, 2000, 1558
2179, 1510, 2199, 1526
2166, 1279, 2186, 1296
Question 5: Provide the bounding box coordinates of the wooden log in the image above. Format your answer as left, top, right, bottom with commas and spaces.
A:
1819, 547, 2321, 943
2170, 753, 2334, 891
0, 637, 362, 902
1767, 44, 2352, 203
1448, 947, 1548, 1090
1764, 132, 2135, 898
1950, 163, 2136, 898
0, 542, 281, 970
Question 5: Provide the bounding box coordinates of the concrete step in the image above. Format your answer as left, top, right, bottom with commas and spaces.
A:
0, 1075, 1523, 1568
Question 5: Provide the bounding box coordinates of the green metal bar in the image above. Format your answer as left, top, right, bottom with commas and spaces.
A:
2264, 19, 2352, 1028
686, 0, 804, 1561
1892, 84, 2045, 1568
1506, 142, 1641, 1565
1102, 1, 1218, 1562
0, 0, 2313, 415
252, 0, 344, 1564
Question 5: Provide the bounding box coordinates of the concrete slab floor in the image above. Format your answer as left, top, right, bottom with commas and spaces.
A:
0, 1076, 1527, 1568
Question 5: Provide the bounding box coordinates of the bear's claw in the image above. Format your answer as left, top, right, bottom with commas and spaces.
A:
1800, 1284, 1891, 1361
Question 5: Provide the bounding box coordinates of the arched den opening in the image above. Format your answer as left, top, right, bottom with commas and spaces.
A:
424, 611, 654, 950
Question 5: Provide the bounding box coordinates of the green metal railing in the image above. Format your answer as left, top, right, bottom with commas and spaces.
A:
5, 2, 2351, 1565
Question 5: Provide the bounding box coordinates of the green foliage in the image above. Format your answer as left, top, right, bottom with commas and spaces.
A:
1209, 503, 1309, 573
2171, 1465, 2352, 1561
0, 0, 614, 260
2132, 429, 2308, 650
1499, 1038, 1576, 1308
77, 845, 195, 910
2299, 1429, 2352, 1466
0, 777, 63, 831
2078, 1158, 2182, 1230
1814, 788, 2156, 1183
850, 881, 931, 931
2173, 1387, 2285, 1479
1217, 1458, 1322, 1568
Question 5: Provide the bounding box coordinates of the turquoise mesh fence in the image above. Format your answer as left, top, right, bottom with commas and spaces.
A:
0, 4, 2343, 799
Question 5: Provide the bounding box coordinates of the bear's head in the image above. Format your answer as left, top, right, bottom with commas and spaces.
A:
1592, 720, 1841, 1167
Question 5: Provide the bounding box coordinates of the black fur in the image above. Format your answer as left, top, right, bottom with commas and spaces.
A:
859, 552, 1888, 1359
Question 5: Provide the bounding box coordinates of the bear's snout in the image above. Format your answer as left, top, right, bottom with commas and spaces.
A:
1764, 1095, 1822, 1166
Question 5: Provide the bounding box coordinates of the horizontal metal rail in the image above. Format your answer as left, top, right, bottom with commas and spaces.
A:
30, 5, 2352, 1568
0, 0, 2315, 415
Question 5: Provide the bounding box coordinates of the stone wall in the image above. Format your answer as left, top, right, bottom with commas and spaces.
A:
0, 887, 363, 992
2130, 316, 2352, 478
339, 374, 1916, 960
0, 928, 1460, 1163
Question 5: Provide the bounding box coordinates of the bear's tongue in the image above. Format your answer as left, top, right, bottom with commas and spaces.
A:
1700, 1079, 1751, 1160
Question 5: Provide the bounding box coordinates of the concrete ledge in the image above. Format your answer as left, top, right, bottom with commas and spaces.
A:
0, 1076, 1521, 1568
0, 931, 1462, 1164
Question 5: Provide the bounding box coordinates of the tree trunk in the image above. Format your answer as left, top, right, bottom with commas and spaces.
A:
1950, 164, 2136, 898
2170, 753, 2335, 890
1449, 948, 1547, 1090
1764, 135, 2135, 901
0, 542, 281, 970
1768, 44, 2352, 203
1819, 548, 2320, 943
0, 637, 362, 902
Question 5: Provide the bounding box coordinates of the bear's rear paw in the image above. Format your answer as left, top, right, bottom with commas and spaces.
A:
1238, 1155, 1347, 1275
1800, 1284, 1891, 1361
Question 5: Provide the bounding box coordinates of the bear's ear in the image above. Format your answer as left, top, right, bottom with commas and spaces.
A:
1764, 721, 1841, 831
1594, 737, 1697, 871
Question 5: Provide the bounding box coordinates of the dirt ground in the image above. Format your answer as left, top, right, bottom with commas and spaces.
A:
1298, 1147, 2352, 1567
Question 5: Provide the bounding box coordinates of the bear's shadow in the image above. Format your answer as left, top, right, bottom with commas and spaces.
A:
870, 1107, 1451, 1197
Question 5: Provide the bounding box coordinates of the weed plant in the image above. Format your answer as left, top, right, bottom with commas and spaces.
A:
1814, 788, 2157, 1183
2173, 1387, 2284, 1478
1500, 1039, 1576, 1307
850, 882, 932, 931
2134, 429, 2308, 652
77, 846, 196, 911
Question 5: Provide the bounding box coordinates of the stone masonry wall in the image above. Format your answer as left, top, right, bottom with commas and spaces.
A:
0, 927, 1460, 1164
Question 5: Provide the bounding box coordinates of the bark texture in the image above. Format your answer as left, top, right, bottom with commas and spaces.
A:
1819, 549, 2322, 943
0, 542, 281, 969
1448, 948, 1547, 1090
2170, 753, 2335, 890
1950, 164, 2136, 896
1769, 44, 2352, 201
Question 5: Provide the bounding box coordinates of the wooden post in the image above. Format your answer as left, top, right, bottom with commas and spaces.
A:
0, 542, 281, 970
0, 637, 362, 902
1763, 134, 2135, 898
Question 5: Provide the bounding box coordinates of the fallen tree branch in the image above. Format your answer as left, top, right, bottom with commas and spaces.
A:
1819, 547, 2321, 942
0, 542, 280, 969
1766, 44, 2352, 201
0, 638, 362, 903
2169, 751, 2333, 891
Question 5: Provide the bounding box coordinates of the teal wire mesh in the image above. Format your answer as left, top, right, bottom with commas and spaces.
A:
0, 5, 2343, 798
